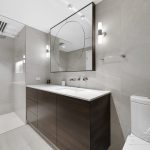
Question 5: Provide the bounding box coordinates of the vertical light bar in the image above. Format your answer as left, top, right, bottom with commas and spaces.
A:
46, 45, 50, 58
23, 55, 26, 63
98, 22, 103, 44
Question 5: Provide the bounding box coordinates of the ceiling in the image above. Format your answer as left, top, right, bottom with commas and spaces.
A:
52, 4, 93, 52
0, 0, 103, 33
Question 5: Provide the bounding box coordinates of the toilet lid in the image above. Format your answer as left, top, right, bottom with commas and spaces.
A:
123, 134, 150, 150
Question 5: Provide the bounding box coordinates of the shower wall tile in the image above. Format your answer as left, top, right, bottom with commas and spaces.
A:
26, 26, 50, 85
13, 27, 26, 123
0, 37, 14, 115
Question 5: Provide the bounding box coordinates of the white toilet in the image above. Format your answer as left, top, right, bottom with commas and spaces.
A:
123, 96, 150, 150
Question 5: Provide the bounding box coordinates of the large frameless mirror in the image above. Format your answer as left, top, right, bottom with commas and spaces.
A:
50, 3, 95, 72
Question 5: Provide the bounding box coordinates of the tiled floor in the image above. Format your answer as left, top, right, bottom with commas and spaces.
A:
0, 112, 25, 134
0, 125, 54, 150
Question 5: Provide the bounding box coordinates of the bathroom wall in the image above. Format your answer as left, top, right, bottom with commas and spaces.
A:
13, 27, 26, 123
26, 26, 50, 85
66, 48, 93, 71
0, 37, 14, 115
50, 0, 150, 149
66, 49, 86, 71
52, 49, 86, 72
13, 25, 50, 122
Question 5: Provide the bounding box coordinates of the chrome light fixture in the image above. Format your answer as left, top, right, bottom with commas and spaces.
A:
22, 55, 26, 63
68, 4, 72, 10
81, 15, 86, 20
46, 45, 50, 58
59, 43, 66, 49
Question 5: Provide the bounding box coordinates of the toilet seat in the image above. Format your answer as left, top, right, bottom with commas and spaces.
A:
123, 134, 150, 150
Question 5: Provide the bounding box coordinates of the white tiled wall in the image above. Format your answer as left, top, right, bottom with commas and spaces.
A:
26, 26, 50, 85
13, 27, 26, 123
0, 37, 14, 115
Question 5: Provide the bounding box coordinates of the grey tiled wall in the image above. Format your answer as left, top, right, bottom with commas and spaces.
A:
26, 26, 50, 85
13, 27, 26, 123
0, 37, 14, 115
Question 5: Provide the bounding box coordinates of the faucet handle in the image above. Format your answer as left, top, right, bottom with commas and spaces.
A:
69, 78, 76, 81
77, 77, 81, 81
77, 76, 88, 81
83, 77, 88, 81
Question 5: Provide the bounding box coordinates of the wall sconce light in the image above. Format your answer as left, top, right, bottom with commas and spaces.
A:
81, 15, 86, 20
68, 4, 72, 10
22, 55, 26, 63
98, 22, 106, 44
46, 45, 50, 58
59, 42, 66, 49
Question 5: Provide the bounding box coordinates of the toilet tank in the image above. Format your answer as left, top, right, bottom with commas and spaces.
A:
131, 96, 150, 143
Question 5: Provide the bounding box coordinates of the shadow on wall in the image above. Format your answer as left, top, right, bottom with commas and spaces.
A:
109, 96, 124, 150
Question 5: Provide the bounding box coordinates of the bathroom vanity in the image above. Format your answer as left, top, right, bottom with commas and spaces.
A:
26, 85, 110, 150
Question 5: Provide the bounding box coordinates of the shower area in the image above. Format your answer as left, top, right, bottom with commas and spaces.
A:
0, 15, 26, 134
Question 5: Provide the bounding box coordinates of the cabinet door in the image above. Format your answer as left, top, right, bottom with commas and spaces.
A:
90, 95, 110, 150
57, 95, 90, 150
38, 91, 57, 144
26, 88, 38, 128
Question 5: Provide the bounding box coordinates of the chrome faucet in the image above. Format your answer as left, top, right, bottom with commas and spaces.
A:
69, 78, 76, 81
77, 76, 88, 81
83, 77, 88, 81
77, 77, 81, 81
70, 76, 88, 81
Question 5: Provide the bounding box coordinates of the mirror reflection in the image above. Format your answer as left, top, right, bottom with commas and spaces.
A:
50, 3, 95, 72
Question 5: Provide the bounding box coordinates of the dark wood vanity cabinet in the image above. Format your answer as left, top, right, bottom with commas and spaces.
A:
26, 87, 110, 150
57, 95, 91, 150
90, 96, 110, 150
26, 88, 38, 128
38, 90, 57, 144
26, 88, 57, 145
57, 95, 110, 150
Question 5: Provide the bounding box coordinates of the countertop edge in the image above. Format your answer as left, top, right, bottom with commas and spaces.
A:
26, 85, 111, 101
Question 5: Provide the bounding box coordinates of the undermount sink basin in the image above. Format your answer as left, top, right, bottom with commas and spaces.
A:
56, 87, 84, 92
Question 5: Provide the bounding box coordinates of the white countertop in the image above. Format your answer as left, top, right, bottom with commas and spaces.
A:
26, 84, 110, 101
